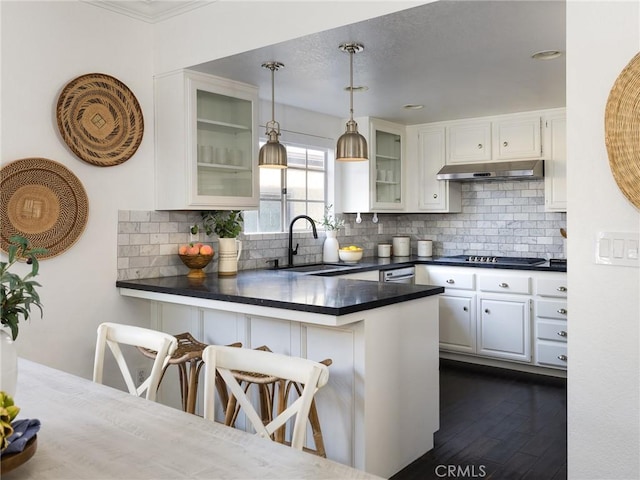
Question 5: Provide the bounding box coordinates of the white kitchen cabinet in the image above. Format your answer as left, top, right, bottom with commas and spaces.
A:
477, 295, 531, 362
416, 266, 476, 353
155, 69, 259, 210
534, 273, 568, 369
339, 117, 405, 213
446, 120, 492, 164
414, 125, 461, 213
439, 294, 476, 353
417, 265, 565, 373
543, 109, 567, 212
492, 114, 542, 160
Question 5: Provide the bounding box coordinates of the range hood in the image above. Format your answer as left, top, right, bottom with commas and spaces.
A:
436, 159, 544, 181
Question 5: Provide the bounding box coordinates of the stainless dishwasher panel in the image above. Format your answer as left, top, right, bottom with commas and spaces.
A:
380, 266, 415, 284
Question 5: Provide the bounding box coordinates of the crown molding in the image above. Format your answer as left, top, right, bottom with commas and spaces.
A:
82, 1, 214, 24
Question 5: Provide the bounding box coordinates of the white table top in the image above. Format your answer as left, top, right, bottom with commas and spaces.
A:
4, 359, 383, 480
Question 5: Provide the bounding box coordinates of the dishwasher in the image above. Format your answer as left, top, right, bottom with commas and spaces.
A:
380, 266, 415, 284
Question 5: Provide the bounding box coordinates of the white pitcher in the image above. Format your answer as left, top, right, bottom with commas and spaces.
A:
218, 237, 242, 276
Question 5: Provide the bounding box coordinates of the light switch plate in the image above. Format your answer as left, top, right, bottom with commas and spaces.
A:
596, 231, 640, 267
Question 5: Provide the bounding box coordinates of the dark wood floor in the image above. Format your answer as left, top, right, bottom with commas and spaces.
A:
392, 360, 567, 480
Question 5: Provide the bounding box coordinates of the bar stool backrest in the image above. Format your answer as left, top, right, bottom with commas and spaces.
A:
93, 322, 178, 401
202, 345, 329, 451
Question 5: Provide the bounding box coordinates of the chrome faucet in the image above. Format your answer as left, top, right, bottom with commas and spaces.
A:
288, 215, 318, 266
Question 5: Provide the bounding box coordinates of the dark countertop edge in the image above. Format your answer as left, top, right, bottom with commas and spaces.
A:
311, 257, 567, 275
116, 280, 445, 316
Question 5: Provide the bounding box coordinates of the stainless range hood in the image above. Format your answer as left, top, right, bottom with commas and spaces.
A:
436, 159, 544, 181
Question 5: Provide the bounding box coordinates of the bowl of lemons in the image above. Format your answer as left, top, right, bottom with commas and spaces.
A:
339, 245, 364, 263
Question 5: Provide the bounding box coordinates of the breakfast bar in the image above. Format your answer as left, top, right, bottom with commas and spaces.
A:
117, 270, 444, 478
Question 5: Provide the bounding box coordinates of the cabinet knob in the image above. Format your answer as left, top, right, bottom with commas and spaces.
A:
503, 141, 508, 147
499, 282, 509, 288
477, 143, 483, 149
557, 354, 568, 362
446, 279, 455, 284
557, 286, 567, 292
463, 306, 468, 311
433, 193, 438, 199
557, 331, 567, 337
484, 308, 490, 314
557, 308, 567, 315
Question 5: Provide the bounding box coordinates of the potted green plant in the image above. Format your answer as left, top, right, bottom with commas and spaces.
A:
1, 235, 47, 396
192, 211, 243, 276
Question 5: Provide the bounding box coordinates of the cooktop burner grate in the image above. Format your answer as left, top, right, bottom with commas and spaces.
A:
437, 255, 546, 266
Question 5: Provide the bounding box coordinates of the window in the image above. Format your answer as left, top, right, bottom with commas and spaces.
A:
244, 142, 328, 233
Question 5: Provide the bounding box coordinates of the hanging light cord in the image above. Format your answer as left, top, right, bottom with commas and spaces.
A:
270, 65, 276, 127
348, 46, 355, 121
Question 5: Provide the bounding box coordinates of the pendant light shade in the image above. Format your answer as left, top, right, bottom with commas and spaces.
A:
259, 61, 287, 169
336, 43, 368, 162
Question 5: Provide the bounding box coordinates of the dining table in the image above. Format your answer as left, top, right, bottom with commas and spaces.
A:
2, 359, 384, 479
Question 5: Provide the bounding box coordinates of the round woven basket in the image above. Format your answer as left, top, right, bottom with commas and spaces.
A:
605, 51, 640, 209
56, 73, 144, 167
1, 158, 89, 259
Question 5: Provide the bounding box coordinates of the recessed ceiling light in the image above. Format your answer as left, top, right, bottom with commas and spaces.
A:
531, 50, 563, 60
403, 104, 424, 110
344, 85, 369, 92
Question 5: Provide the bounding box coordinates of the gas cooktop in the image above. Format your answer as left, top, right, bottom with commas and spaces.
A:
435, 255, 546, 266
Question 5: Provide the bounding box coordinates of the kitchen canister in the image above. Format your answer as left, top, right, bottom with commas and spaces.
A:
378, 243, 391, 258
392, 236, 410, 257
417, 239, 433, 257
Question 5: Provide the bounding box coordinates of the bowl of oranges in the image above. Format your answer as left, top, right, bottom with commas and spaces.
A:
178, 243, 214, 278
338, 245, 363, 263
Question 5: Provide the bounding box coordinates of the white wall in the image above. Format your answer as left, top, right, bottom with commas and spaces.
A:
567, 1, 640, 478
0, 1, 154, 379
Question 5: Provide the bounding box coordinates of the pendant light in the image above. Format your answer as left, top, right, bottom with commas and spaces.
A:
259, 61, 287, 169
336, 43, 368, 162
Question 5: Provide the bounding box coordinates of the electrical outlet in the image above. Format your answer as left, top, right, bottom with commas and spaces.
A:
135, 368, 146, 387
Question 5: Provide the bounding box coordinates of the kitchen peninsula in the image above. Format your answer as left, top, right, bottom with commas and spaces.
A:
116, 270, 444, 478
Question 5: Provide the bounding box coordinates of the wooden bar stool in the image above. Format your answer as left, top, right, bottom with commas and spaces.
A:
224, 345, 332, 457
138, 332, 240, 414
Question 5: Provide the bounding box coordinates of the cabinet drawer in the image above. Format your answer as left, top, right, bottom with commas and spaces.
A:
428, 270, 475, 290
478, 274, 531, 294
536, 277, 568, 297
537, 320, 567, 342
536, 300, 568, 320
536, 343, 568, 368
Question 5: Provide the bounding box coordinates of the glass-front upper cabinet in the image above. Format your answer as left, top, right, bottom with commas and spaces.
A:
372, 123, 403, 209
155, 70, 259, 210
338, 117, 405, 213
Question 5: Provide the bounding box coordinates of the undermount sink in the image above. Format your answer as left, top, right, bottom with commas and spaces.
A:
278, 263, 354, 274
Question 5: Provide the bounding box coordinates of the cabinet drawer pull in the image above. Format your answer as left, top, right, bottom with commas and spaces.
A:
446, 279, 455, 284
503, 141, 508, 147
433, 194, 438, 198
463, 306, 468, 312
498, 282, 509, 288
557, 286, 567, 292
557, 354, 568, 362
557, 331, 567, 337
484, 308, 490, 314
477, 143, 483, 149
557, 308, 567, 315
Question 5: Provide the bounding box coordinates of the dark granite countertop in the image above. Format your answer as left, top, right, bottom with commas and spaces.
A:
116, 269, 444, 316
116, 255, 565, 317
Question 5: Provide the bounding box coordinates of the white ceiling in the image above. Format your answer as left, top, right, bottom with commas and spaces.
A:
87, 0, 566, 125
189, 0, 566, 125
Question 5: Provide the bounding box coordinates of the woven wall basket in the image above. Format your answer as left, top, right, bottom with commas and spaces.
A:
56, 73, 144, 167
1, 158, 89, 259
605, 51, 640, 209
